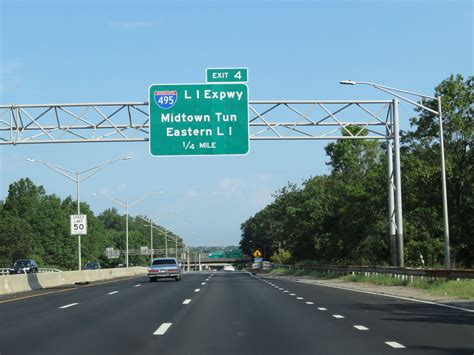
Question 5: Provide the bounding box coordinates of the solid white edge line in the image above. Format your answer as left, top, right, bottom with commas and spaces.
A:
59, 303, 79, 309
354, 325, 369, 330
153, 323, 172, 335
264, 277, 474, 313
194, 288, 200, 292
385, 341, 406, 349
108, 291, 118, 295
183, 299, 192, 304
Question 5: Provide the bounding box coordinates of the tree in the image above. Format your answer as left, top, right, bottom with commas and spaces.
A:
404, 74, 473, 267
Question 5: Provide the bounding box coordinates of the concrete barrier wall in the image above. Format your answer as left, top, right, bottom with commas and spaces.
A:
0, 267, 147, 296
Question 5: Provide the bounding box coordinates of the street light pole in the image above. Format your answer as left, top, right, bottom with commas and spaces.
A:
137, 216, 157, 264
92, 192, 163, 267
340, 80, 451, 268
27, 156, 131, 270
437, 96, 450, 268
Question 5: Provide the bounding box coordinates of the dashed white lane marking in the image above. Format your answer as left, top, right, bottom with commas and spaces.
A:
194, 288, 200, 292
183, 299, 192, 304
278, 288, 284, 290
201, 282, 206, 285
285, 277, 474, 314
205, 279, 209, 281
306, 302, 314, 305
153, 323, 172, 335
108, 291, 119, 295
283, 290, 289, 293
385, 341, 406, 349
289, 293, 296, 296
332, 315, 345, 319
317, 307, 327, 311
297, 297, 304, 300
354, 325, 369, 330
59, 303, 79, 309
134, 284, 141, 287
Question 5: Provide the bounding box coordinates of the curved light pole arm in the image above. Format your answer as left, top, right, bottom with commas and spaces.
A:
373, 86, 439, 115
128, 191, 164, 208
91, 192, 126, 208
80, 156, 131, 182
26, 159, 77, 182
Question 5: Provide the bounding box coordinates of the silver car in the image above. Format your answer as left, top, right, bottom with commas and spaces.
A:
148, 258, 182, 282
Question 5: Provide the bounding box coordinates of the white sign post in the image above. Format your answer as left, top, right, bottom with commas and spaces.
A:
70, 214, 87, 235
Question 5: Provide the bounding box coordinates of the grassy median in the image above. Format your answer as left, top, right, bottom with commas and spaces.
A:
268, 268, 474, 300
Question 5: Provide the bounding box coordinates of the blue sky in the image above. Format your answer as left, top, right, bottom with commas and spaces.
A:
1, 0, 472, 247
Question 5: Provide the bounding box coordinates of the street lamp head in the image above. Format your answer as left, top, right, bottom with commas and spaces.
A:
339, 80, 357, 86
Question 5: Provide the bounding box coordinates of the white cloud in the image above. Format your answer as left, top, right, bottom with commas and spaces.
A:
212, 177, 244, 197
185, 189, 200, 198
0, 62, 22, 75
117, 183, 128, 191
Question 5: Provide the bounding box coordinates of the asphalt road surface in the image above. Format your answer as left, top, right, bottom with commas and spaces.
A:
0, 271, 473, 355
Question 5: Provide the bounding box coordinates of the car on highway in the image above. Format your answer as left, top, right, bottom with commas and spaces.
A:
84, 261, 101, 270
223, 264, 235, 272
9, 259, 39, 274
148, 258, 182, 282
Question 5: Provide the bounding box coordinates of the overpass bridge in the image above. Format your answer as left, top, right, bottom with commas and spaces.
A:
185, 256, 251, 271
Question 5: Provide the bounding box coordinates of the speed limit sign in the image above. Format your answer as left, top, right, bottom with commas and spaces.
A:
70, 215, 87, 235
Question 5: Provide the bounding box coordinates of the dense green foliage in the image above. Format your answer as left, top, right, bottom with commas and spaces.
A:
240, 75, 473, 268
0, 178, 183, 270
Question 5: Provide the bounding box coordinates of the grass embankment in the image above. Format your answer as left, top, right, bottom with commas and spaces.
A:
269, 268, 474, 299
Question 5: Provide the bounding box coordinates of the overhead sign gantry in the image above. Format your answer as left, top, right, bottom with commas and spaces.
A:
0, 68, 405, 267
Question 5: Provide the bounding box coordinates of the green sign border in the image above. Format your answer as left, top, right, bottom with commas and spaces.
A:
149, 82, 250, 157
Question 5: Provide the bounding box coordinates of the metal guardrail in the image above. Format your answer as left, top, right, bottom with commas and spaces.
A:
0, 268, 62, 275
271, 264, 474, 280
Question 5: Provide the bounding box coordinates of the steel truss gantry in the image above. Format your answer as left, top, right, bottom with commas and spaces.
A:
0, 99, 403, 266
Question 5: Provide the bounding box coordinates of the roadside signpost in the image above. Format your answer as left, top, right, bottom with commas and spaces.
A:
149, 83, 249, 156
140, 246, 149, 255
206, 68, 248, 83
105, 247, 120, 259
252, 249, 263, 258
70, 215, 87, 235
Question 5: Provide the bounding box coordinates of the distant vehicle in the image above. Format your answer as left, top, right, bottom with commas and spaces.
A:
9, 259, 39, 274
223, 264, 235, 272
84, 261, 101, 270
148, 258, 182, 282
262, 261, 272, 271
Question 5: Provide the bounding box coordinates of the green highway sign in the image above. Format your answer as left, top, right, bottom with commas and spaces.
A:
206, 68, 248, 83
149, 83, 249, 156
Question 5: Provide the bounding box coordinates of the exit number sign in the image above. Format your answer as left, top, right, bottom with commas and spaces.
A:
207, 68, 248, 83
